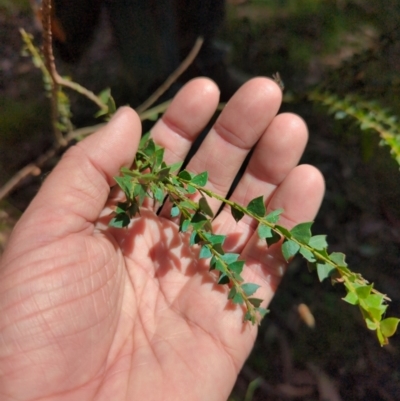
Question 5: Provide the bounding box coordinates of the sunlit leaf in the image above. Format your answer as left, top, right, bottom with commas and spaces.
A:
199, 245, 212, 259
380, 318, 400, 338
241, 283, 260, 297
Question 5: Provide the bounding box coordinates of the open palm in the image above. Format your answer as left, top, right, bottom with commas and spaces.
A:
0, 78, 324, 401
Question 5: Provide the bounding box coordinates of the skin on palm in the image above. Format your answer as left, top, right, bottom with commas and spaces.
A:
0, 77, 324, 401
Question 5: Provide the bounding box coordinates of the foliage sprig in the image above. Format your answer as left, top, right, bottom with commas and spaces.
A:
111, 134, 399, 346
310, 89, 400, 166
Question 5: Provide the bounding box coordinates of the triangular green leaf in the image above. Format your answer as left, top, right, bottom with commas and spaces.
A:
309, 235, 328, 250
299, 247, 316, 262
218, 272, 230, 285
186, 185, 196, 194
343, 291, 359, 305
281, 239, 300, 261
330, 252, 347, 267
241, 283, 260, 297
178, 170, 192, 181
114, 175, 133, 199
355, 284, 373, 299
221, 253, 240, 264
231, 207, 244, 222
256, 307, 269, 319
169, 161, 183, 173
290, 222, 313, 243
248, 298, 263, 307
109, 213, 130, 228
191, 171, 208, 186
247, 196, 266, 217
199, 245, 212, 259
265, 209, 283, 224
266, 231, 281, 247
228, 260, 245, 277
380, 318, 400, 338
258, 224, 272, 240
316, 263, 335, 282
199, 197, 214, 217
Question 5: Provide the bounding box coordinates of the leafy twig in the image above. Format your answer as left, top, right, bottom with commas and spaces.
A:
110, 135, 400, 346
136, 37, 204, 114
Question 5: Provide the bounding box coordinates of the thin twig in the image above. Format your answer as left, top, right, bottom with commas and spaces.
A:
0, 147, 59, 201
41, 0, 65, 145
40, 0, 107, 118
0, 101, 173, 201
135, 37, 204, 114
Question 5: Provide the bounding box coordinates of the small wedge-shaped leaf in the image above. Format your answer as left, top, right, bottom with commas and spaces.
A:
191, 171, 208, 186
143, 138, 156, 156
221, 253, 240, 264
180, 219, 190, 233
290, 222, 313, 243
139, 132, 151, 149
380, 318, 400, 338
258, 224, 272, 239
153, 186, 165, 203
169, 161, 183, 173
266, 231, 281, 247
114, 175, 134, 199
282, 239, 300, 261
265, 209, 283, 224
218, 272, 230, 285
248, 298, 263, 307
157, 167, 170, 180
199, 197, 214, 217
178, 170, 192, 181
189, 231, 201, 246
187, 185, 196, 194
109, 212, 130, 228
364, 293, 385, 309
355, 284, 373, 299
231, 207, 244, 222
309, 235, 328, 250
204, 233, 226, 246
228, 260, 245, 278
154, 148, 165, 168
343, 291, 359, 305
256, 307, 269, 319
316, 263, 335, 282
247, 196, 266, 217
199, 245, 212, 259
330, 252, 347, 267
241, 283, 260, 297
229, 287, 244, 305
170, 205, 180, 218
190, 212, 208, 230
275, 225, 291, 238
299, 247, 316, 262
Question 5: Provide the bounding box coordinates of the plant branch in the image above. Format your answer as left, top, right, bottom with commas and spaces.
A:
136, 37, 204, 114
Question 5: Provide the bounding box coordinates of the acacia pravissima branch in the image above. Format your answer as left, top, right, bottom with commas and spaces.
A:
110, 134, 399, 346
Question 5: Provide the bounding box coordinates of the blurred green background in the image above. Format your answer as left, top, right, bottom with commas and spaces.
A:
1, 1, 400, 400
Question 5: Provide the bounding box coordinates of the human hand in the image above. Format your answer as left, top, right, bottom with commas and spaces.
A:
0, 78, 324, 401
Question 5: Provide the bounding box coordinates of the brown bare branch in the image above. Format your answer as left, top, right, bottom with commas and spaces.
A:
136, 37, 204, 114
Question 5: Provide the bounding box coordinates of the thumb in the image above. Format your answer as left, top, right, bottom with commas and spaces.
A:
10, 107, 141, 247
